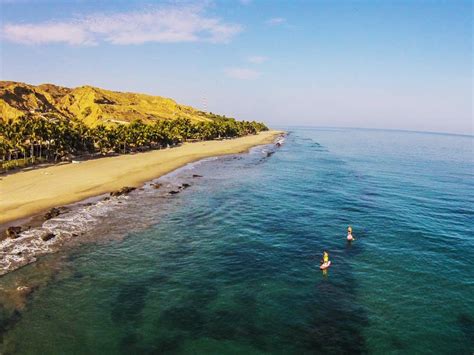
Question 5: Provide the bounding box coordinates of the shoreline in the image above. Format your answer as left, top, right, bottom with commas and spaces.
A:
0, 130, 284, 276
1, 130, 283, 227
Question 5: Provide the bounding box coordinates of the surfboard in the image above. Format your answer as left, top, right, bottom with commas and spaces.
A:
320, 261, 331, 270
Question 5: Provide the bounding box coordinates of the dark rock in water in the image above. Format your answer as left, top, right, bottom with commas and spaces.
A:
110, 186, 136, 197
103, 196, 110, 201
44, 206, 68, 220
169, 190, 180, 195
17, 285, 35, 297
181, 183, 191, 189
45, 208, 61, 220
110, 189, 121, 197
266, 151, 275, 157
6, 226, 22, 238
192, 174, 203, 178
123, 186, 136, 194
151, 183, 162, 189
41, 233, 55, 241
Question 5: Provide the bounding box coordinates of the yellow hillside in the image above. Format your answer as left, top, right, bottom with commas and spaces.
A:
0, 81, 212, 126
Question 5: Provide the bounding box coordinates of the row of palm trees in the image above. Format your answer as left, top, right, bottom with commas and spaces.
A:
0, 115, 268, 170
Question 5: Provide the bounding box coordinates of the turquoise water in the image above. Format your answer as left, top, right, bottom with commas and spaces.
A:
1, 128, 473, 354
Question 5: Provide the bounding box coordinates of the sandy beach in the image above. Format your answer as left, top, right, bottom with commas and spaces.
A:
0, 130, 282, 225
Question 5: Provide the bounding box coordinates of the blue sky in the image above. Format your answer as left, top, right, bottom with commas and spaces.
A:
0, 0, 472, 134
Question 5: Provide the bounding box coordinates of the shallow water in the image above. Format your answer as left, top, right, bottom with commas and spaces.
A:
1, 128, 473, 354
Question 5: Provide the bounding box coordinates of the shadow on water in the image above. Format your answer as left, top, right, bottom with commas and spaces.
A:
0, 308, 21, 347
111, 272, 174, 353
300, 241, 369, 354
457, 313, 474, 349
116, 278, 222, 354
111, 280, 151, 324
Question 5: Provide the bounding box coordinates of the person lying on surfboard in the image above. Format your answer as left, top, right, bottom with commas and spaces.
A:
347, 226, 355, 241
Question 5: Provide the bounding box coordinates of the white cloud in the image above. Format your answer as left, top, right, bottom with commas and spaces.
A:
247, 55, 268, 64
225, 67, 261, 80
266, 17, 286, 26
2, 5, 242, 45
4, 22, 94, 45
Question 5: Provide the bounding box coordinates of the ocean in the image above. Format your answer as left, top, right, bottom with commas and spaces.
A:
1, 128, 473, 354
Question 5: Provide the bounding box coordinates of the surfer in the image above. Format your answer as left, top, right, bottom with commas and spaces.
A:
347, 226, 355, 241
320, 251, 330, 269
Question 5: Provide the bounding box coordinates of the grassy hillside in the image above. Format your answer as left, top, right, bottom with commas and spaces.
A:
0, 81, 214, 126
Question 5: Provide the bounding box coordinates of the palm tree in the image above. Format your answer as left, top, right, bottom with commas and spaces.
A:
92, 124, 110, 155
0, 113, 268, 170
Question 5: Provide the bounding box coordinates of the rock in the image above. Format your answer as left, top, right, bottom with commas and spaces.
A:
192, 174, 203, 178
169, 190, 180, 195
123, 186, 136, 194
110, 186, 136, 197
44, 207, 60, 220
15, 285, 39, 309
41, 233, 55, 241
17, 286, 33, 297
181, 183, 191, 189
151, 183, 162, 189
6, 226, 22, 238
103, 196, 110, 201
44, 206, 68, 220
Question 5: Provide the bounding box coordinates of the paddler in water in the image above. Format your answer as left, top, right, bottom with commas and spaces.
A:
321, 251, 329, 266
347, 226, 355, 241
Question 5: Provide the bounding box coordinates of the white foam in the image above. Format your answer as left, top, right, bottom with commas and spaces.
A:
0, 195, 129, 275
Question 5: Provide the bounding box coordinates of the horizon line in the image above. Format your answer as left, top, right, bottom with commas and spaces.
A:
275, 125, 474, 138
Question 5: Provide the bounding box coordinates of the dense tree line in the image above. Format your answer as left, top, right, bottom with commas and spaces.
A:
0, 116, 268, 170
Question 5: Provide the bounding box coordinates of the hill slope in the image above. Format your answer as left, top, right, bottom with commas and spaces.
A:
0, 81, 213, 126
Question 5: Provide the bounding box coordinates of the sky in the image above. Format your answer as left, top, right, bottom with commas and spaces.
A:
0, 0, 472, 134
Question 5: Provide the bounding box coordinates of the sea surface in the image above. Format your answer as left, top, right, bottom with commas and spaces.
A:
1, 128, 473, 354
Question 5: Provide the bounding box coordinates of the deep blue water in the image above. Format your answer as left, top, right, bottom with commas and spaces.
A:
1, 128, 473, 354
